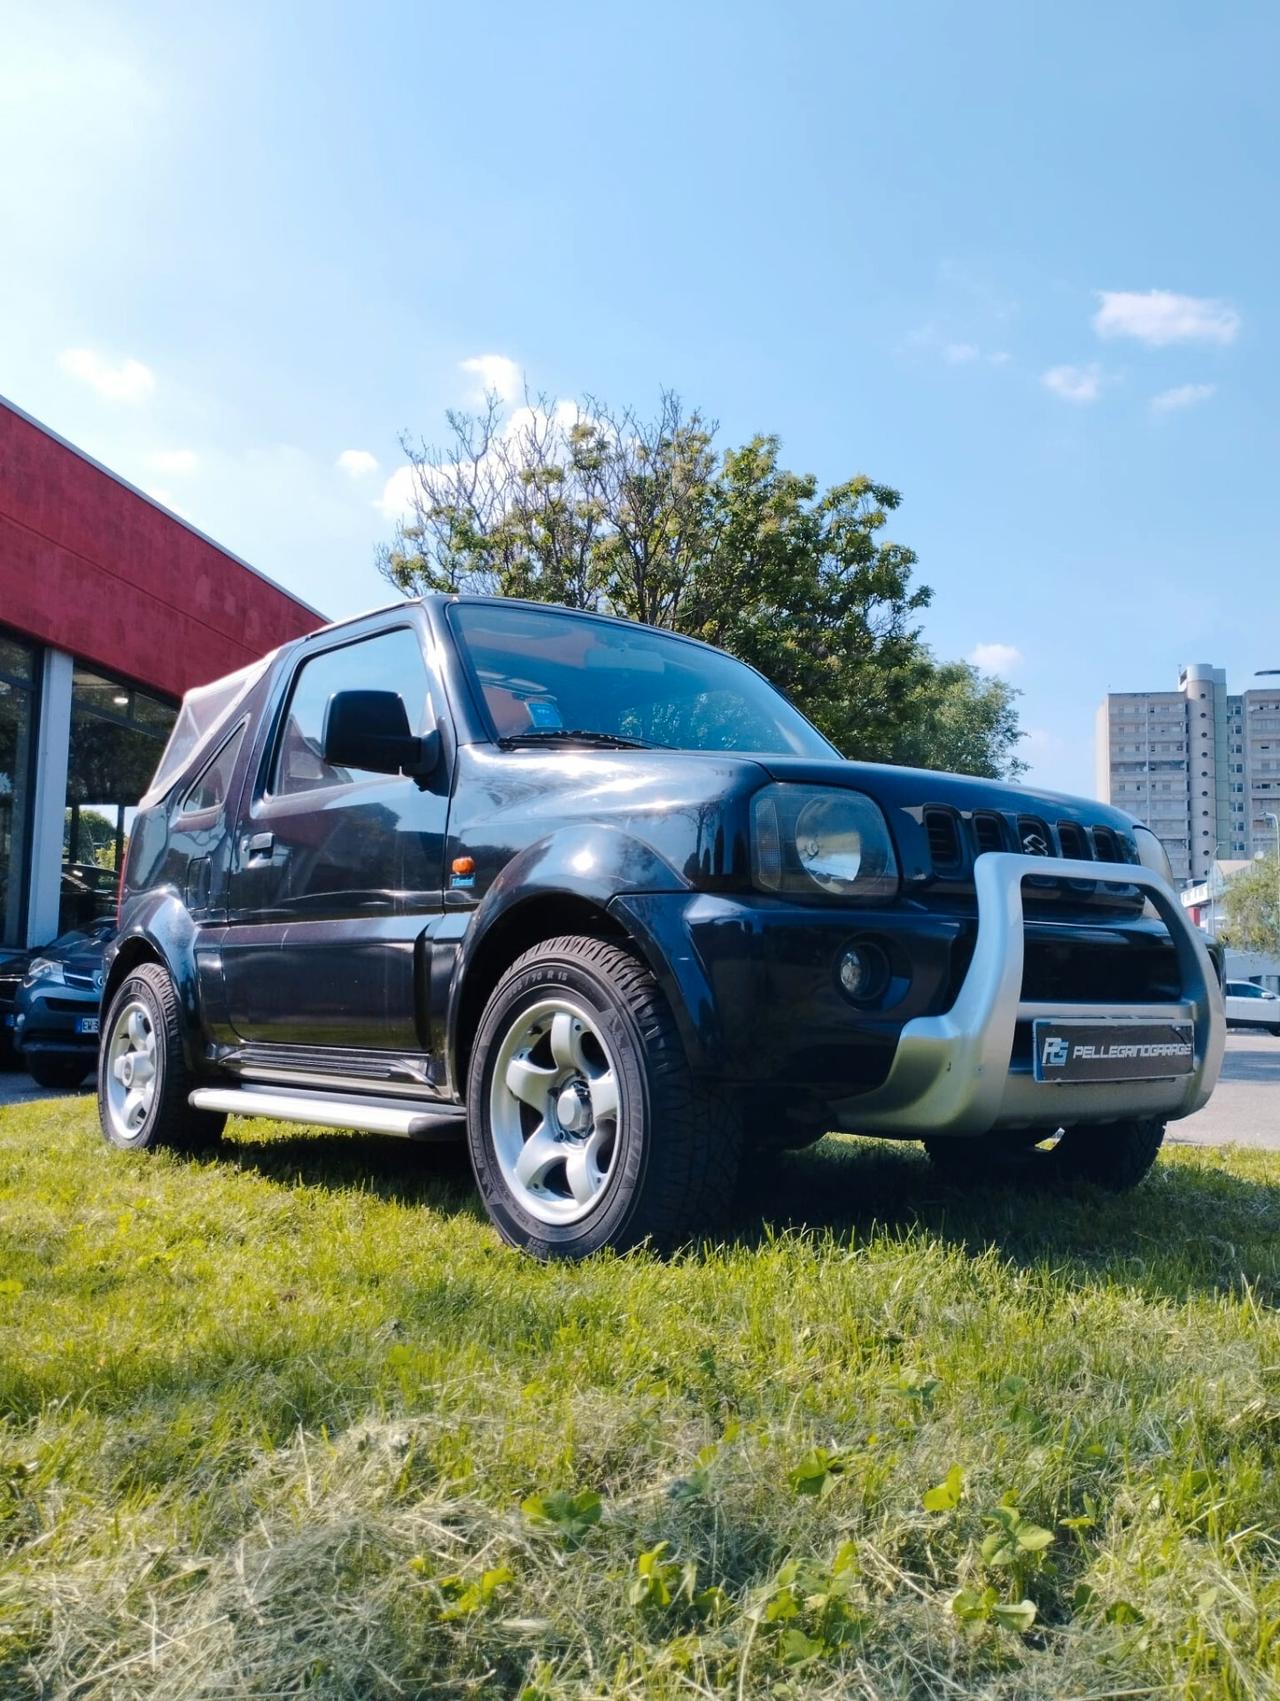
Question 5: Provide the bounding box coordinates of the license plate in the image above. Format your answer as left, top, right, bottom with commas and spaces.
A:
1033, 1020, 1194, 1083
75, 1017, 99, 1036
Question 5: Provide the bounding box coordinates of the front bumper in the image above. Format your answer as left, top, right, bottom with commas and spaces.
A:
615, 854, 1223, 1140
826, 853, 1223, 1136
15, 984, 102, 1057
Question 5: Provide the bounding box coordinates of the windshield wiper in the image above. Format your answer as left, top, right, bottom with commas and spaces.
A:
497, 729, 667, 750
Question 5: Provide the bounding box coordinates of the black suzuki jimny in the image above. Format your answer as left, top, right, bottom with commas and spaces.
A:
98, 596, 1224, 1257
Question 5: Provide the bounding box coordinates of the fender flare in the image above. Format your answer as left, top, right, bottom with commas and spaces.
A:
102, 893, 204, 1073
444, 824, 721, 1088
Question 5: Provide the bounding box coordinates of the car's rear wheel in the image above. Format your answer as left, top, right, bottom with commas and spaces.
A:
24, 1052, 93, 1091
466, 935, 741, 1258
923, 1118, 1165, 1192
98, 964, 225, 1153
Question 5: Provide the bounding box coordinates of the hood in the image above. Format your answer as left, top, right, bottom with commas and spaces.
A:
754, 755, 1137, 832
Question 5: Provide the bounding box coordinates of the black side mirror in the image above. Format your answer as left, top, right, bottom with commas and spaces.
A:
322, 691, 439, 779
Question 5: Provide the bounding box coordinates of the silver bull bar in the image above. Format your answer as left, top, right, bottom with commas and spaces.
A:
834, 853, 1225, 1137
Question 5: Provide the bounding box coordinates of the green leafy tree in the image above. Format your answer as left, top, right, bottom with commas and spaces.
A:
1221, 854, 1280, 956
380, 391, 1025, 777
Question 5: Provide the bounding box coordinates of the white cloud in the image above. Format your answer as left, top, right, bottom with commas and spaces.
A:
376, 464, 421, 522
988, 350, 1011, 366
459, 353, 522, 404
1151, 382, 1215, 414
1042, 363, 1105, 404
943, 341, 979, 364
968, 642, 1023, 674
336, 448, 378, 478
146, 448, 197, 475
375, 396, 585, 524
1093, 290, 1240, 347
57, 346, 155, 402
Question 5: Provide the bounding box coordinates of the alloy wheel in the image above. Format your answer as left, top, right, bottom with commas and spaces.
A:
488, 995, 622, 1224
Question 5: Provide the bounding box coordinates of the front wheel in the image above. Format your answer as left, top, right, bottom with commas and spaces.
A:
98, 965, 225, 1153
466, 935, 740, 1258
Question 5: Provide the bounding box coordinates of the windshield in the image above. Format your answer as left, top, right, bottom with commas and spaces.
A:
449, 602, 835, 758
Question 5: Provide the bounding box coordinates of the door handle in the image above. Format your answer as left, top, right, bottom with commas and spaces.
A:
244, 832, 274, 859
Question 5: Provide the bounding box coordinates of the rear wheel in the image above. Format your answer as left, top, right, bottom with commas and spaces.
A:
24, 1052, 93, 1091
467, 935, 740, 1258
98, 964, 225, 1153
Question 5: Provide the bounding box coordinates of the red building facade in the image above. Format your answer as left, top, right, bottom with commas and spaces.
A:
0, 397, 323, 947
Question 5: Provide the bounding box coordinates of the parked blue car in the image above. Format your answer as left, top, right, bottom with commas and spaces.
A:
14, 916, 115, 1089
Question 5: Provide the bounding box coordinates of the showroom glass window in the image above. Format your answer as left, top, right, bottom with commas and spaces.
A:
61, 668, 176, 934
0, 630, 36, 946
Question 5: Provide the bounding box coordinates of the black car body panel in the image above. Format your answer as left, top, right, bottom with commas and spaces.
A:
102, 594, 1223, 1140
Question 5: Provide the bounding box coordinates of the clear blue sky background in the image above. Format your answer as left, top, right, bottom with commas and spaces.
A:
3, 0, 1277, 795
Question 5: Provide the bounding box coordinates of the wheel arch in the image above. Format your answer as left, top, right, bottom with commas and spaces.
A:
445, 823, 712, 1094
450, 891, 628, 1094
103, 895, 204, 1073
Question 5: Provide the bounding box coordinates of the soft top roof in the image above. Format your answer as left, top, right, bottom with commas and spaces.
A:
139, 649, 278, 808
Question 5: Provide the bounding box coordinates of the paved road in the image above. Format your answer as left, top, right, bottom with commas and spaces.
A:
1167, 1030, 1280, 1149
3, 1032, 1279, 1144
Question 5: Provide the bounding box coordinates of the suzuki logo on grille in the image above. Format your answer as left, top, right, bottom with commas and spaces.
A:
1021, 831, 1050, 856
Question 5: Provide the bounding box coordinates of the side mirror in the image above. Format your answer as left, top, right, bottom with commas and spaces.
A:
322, 691, 439, 779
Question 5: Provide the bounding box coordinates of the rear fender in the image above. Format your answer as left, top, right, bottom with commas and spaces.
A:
102, 894, 204, 1073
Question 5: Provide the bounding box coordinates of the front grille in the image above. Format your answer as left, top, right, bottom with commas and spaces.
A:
1056, 820, 1090, 860
973, 813, 1006, 854
923, 808, 963, 868
1017, 816, 1053, 858
920, 805, 1141, 912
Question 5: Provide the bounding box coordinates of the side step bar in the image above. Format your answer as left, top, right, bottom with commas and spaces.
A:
188, 1084, 465, 1140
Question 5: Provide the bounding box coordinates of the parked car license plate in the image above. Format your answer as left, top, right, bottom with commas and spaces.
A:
76, 1017, 100, 1036
1033, 1020, 1194, 1083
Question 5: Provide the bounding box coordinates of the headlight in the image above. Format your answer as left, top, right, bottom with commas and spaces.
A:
752, 786, 899, 899
23, 958, 65, 987
1133, 826, 1177, 921
1133, 826, 1175, 890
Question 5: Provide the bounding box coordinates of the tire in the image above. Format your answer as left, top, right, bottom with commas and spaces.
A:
98, 964, 225, 1153
924, 1120, 1165, 1194
466, 934, 741, 1258
1051, 1119, 1165, 1191
24, 1052, 93, 1091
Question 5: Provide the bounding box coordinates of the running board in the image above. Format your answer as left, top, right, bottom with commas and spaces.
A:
188, 1084, 465, 1140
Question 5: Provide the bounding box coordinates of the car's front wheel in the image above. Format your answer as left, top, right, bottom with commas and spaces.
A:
98, 964, 225, 1153
466, 935, 740, 1258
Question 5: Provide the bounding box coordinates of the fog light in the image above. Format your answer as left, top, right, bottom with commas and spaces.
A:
837, 941, 888, 1002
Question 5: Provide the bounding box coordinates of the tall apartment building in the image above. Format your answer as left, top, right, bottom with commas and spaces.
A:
1096, 664, 1280, 884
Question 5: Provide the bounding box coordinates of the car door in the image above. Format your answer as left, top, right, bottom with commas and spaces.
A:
221, 620, 449, 1056
1225, 982, 1266, 1027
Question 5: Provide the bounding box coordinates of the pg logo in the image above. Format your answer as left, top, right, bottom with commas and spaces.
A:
1041, 1036, 1070, 1069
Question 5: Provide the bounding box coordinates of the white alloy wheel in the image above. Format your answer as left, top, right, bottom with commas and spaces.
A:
488, 995, 622, 1225
103, 999, 159, 1142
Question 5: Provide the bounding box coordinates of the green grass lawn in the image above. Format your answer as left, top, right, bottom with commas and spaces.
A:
1, 1098, 1278, 1699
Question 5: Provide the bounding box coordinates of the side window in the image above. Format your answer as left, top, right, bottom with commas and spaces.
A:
179, 724, 246, 817
271, 627, 432, 798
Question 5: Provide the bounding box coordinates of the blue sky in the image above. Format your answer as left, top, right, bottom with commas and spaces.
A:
3, 0, 1277, 796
